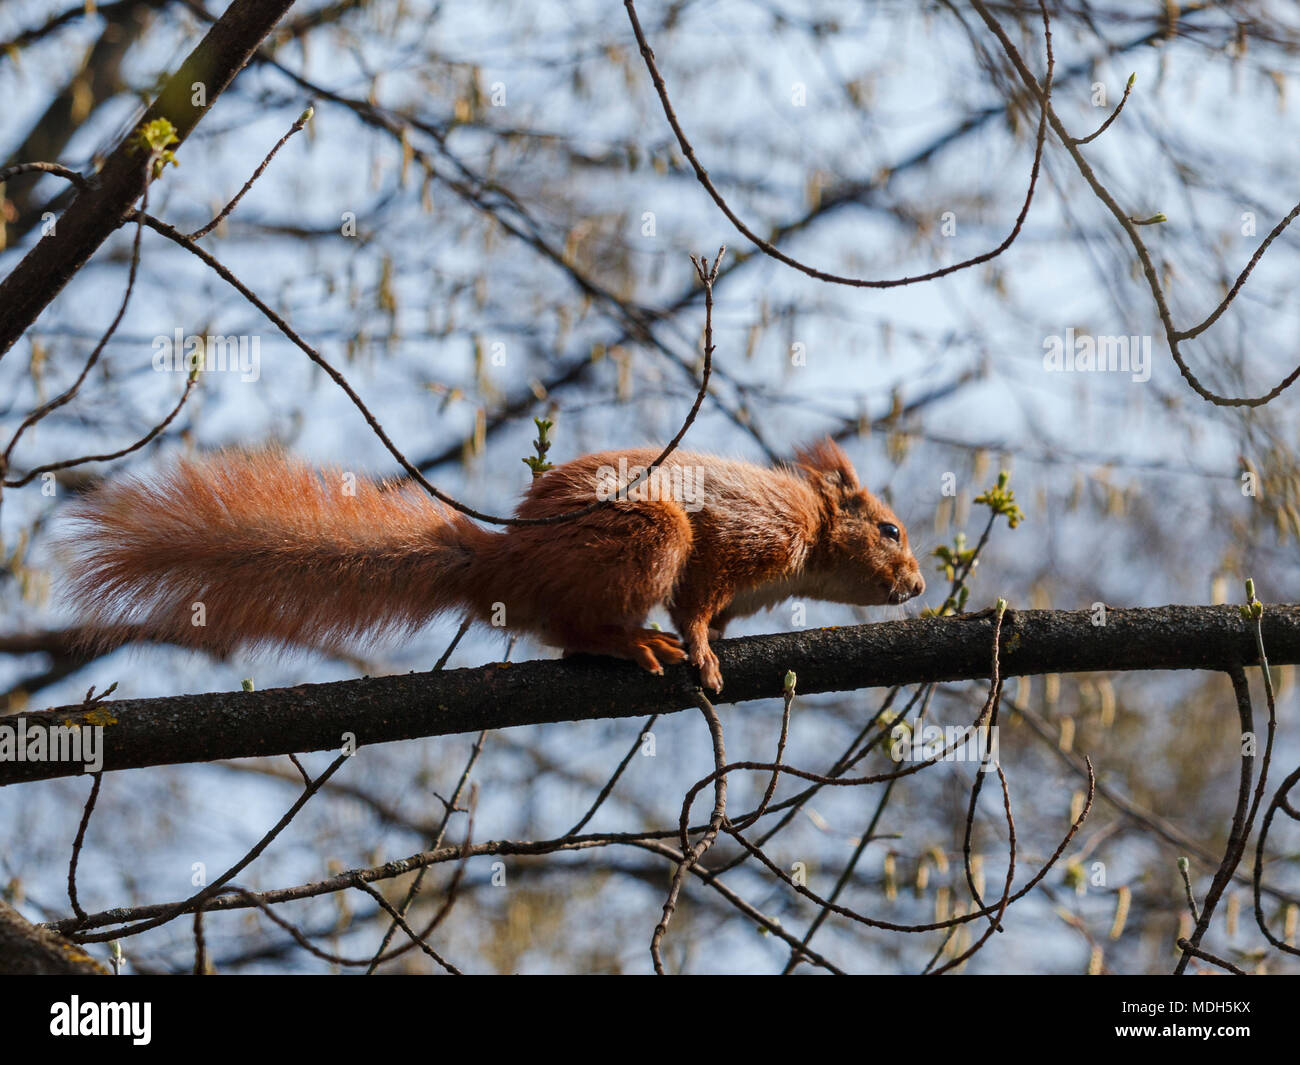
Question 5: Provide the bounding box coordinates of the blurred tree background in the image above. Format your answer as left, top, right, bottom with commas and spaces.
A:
0, 0, 1297, 973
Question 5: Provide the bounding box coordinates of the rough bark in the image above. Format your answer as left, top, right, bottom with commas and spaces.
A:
1, 604, 1294, 787
0, 898, 107, 974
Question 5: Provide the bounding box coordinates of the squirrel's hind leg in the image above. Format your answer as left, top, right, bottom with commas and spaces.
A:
506, 492, 695, 676
558, 625, 687, 675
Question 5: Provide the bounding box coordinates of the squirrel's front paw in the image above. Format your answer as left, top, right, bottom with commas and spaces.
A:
692, 647, 724, 694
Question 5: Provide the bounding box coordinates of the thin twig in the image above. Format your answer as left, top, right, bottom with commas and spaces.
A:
67, 772, 103, 924
622, 0, 1053, 289
72, 753, 351, 944
651, 691, 727, 974
1072, 74, 1135, 145
189, 107, 312, 240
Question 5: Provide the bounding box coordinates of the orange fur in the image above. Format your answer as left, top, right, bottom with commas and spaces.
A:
58, 439, 925, 690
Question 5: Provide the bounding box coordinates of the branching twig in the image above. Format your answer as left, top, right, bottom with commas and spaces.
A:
651, 692, 727, 974
622, 0, 1054, 289
72, 753, 350, 944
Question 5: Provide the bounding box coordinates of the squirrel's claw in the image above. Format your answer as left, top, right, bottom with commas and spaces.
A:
627, 629, 688, 675
693, 648, 724, 694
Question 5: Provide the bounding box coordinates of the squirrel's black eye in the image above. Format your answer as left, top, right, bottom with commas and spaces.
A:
878, 522, 900, 543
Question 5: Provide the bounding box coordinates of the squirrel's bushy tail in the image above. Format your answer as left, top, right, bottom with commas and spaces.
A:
59, 449, 495, 654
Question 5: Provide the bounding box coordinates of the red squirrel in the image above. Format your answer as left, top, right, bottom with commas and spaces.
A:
59, 438, 924, 691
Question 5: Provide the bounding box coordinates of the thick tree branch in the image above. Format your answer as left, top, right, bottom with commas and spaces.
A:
1, 604, 1295, 788
1, 0, 159, 242
0, 899, 107, 974
0, 0, 296, 358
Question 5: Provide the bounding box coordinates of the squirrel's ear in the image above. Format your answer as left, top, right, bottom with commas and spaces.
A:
793, 437, 860, 491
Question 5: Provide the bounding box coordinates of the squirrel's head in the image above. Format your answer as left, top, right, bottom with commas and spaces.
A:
794, 439, 925, 608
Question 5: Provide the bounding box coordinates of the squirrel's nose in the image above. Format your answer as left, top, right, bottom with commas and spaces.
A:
887, 571, 925, 604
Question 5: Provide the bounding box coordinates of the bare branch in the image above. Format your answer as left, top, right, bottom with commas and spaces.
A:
5, 605, 1296, 788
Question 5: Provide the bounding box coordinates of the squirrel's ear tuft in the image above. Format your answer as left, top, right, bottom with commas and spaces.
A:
793, 437, 860, 490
